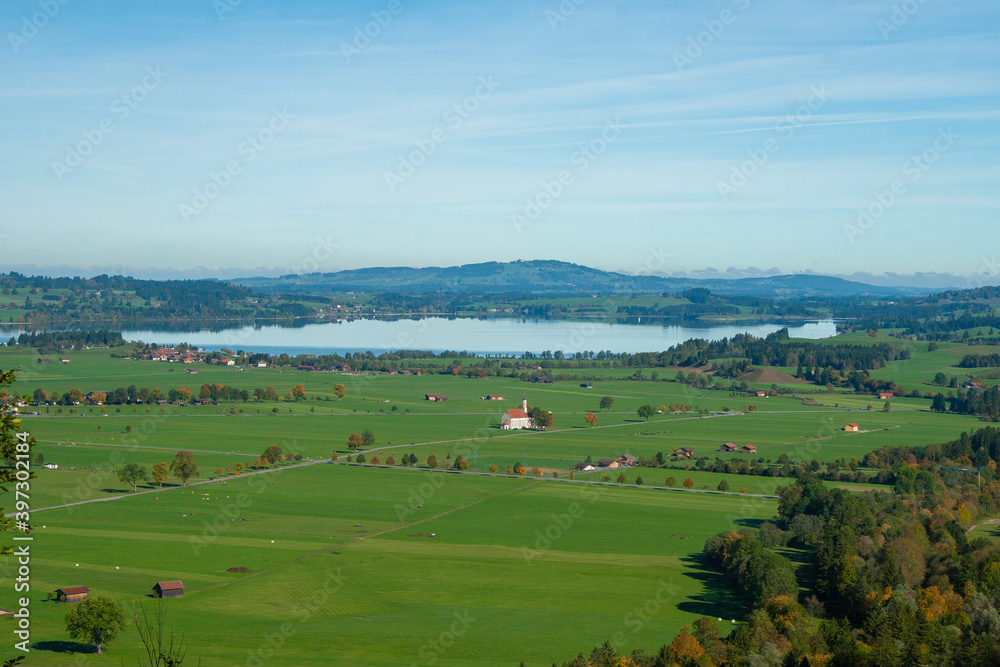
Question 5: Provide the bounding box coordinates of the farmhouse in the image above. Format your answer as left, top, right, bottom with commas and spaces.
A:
55, 586, 89, 603
675, 446, 695, 459
598, 458, 619, 468
59, 358, 70, 364
257, 361, 267, 368
501, 397, 532, 430
879, 392, 894, 400
152, 581, 184, 599
483, 394, 504, 401
755, 391, 767, 398
720, 443, 737, 453
574, 462, 595, 471
425, 393, 448, 402
845, 423, 859, 432
37, 357, 50, 363
742, 445, 757, 454
617, 454, 636, 467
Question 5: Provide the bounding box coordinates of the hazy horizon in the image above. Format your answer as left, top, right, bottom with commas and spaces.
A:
2, 1, 997, 281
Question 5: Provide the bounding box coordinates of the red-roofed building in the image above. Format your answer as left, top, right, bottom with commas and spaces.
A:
501, 397, 532, 430
55, 586, 89, 603
152, 581, 184, 599
742, 445, 757, 454
845, 423, 859, 432
879, 392, 894, 400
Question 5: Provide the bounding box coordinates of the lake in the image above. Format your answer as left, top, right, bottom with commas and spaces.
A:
81, 318, 841, 356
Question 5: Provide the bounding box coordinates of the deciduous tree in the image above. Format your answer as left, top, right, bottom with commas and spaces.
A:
114, 463, 148, 493
65, 595, 127, 656
261, 444, 283, 466
169, 451, 198, 486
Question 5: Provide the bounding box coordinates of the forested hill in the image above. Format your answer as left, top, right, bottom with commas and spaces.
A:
0, 273, 316, 325
233, 260, 930, 298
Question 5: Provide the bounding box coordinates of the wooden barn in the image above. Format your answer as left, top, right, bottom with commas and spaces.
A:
152, 580, 184, 599
55, 586, 90, 603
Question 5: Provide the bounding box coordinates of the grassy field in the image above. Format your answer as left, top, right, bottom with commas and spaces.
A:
9, 464, 774, 666
2, 342, 996, 664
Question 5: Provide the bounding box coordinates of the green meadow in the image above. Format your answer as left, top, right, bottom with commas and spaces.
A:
0, 341, 994, 664
10, 465, 773, 666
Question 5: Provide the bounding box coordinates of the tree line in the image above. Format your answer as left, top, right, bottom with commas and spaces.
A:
545, 425, 1000, 666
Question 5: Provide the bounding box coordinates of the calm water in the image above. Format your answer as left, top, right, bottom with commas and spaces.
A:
78, 318, 842, 356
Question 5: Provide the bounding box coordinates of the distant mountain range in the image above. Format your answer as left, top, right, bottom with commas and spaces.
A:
232, 260, 937, 298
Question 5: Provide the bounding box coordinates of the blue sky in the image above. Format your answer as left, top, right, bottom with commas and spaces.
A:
1, 0, 998, 283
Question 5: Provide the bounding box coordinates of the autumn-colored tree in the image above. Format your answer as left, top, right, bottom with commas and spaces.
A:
369, 455, 381, 465
426, 454, 438, 469
385, 455, 395, 466
151, 462, 168, 488
616, 472, 627, 484
91, 391, 107, 405
683, 478, 695, 489
261, 444, 283, 466
454, 456, 469, 471
214, 468, 223, 475
667, 626, 704, 663
515, 465, 526, 476
333, 384, 346, 400
69, 388, 84, 404
330, 453, 339, 462
292, 384, 306, 401
584, 411, 598, 427
234, 462, 243, 474
347, 433, 363, 449
488, 464, 498, 473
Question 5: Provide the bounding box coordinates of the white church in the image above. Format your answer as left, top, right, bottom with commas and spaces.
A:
501, 397, 533, 430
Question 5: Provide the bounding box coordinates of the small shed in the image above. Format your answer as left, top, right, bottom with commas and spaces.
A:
425, 393, 448, 402
55, 586, 90, 603
152, 580, 184, 599
879, 392, 894, 400
845, 423, 859, 432
720, 443, 737, 453
742, 445, 758, 454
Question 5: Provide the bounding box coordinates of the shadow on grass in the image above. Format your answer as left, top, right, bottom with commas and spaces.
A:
731, 517, 766, 529
33, 640, 94, 654
676, 553, 745, 622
